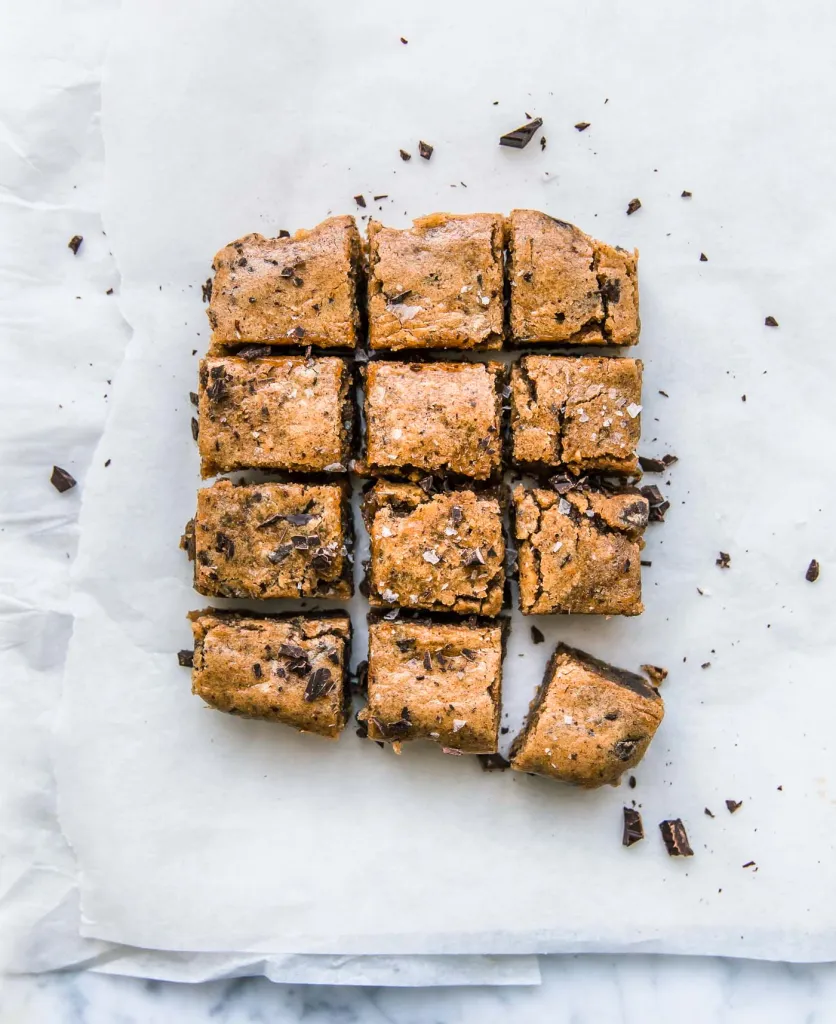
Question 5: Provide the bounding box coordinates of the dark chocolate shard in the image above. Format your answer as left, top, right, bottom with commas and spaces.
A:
267, 543, 293, 564
418, 140, 434, 160
215, 531, 235, 560
304, 667, 335, 702
238, 344, 272, 360
806, 559, 820, 582
462, 548, 485, 567
189, 391, 199, 406
499, 118, 543, 149
640, 484, 669, 522
354, 194, 366, 208
190, 417, 199, 441
68, 235, 83, 255
50, 466, 77, 493
574, 121, 590, 131
399, 149, 412, 161
716, 551, 731, 569
659, 818, 694, 857
478, 753, 510, 772
530, 625, 545, 645
622, 807, 644, 846
764, 315, 779, 327
177, 649, 194, 668
725, 799, 743, 814
638, 456, 666, 473
626, 197, 642, 216
704, 807, 715, 818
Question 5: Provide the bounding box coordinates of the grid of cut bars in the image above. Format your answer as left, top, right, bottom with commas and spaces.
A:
182, 209, 664, 789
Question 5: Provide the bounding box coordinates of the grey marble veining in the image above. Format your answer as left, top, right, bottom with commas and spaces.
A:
4, 958, 836, 1024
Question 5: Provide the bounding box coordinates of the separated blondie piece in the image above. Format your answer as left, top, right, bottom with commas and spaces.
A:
198, 355, 353, 477
511, 484, 648, 615
184, 479, 352, 599
507, 209, 639, 346
510, 356, 642, 475
363, 361, 504, 480
367, 213, 505, 351
189, 610, 351, 738
363, 482, 505, 616
509, 643, 664, 787
207, 216, 362, 350
358, 614, 506, 753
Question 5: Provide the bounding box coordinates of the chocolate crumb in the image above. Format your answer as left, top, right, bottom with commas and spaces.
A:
640, 560, 652, 567
626, 197, 642, 215
354, 194, 366, 208
499, 117, 543, 149
399, 149, 412, 161
106, 287, 114, 295
540, 135, 547, 151
104, 459, 111, 468
628, 775, 636, 789
478, 753, 510, 772
742, 861, 756, 869
400, 36, 407, 43
805, 559, 820, 582
659, 818, 693, 857
177, 649, 194, 667
50, 466, 77, 493
201, 278, 212, 303
530, 625, 545, 645
574, 121, 590, 131
701, 662, 711, 669
726, 799, 743, 814
764, 315, 779, 327
659, 390, 669, 397
699, 253, 708, 261
190, 417, 199, 441
418, 140, 434, 160
622, 807, 644, 846
704, 807, 715, 818
189, 391, 199, 406
716, 551, 731, 569
681, 190, 692, 198
68, 235, 83, 255
373, 194, 389, 201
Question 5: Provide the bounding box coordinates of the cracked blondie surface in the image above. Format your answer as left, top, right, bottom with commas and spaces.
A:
358, 615, 504, 753
364, 360, 504, 480
207, 216, 362, 350
186, 479, 352, 600
509, 643, 664, 787
363, 481, 505, 616
507, 209, 639, 346
190, 610, 350, 738
512, 484, 647, 615
510, 355, 642, 474
367, 213, 505, 350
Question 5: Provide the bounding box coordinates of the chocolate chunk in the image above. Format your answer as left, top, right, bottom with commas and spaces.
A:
461, 648, 476, 661
189, 391, 199, 406
252, 662, 263, 679
613, 739, 639, 761
215, 531, 235, 559
499, 117, 543, 149
352, 660, 369, 695
354, 195, 366, 208
628, 775, 636, 789
716, 551, 731, 569
418, 475, 435, 495
68, 235, 83, 255
311, 548, 335, 571
399, 149, 412, 161
387, 289, 412, 304
725, 799, 743, 814
50, 466, 77, 493
742, 860, 756, 869
190, 417, 199, 440
285, 513, 316, 526
373, 194, 389, 200
177, 649, 194, 667
699, 253, 708, 261
764, 315, 779, 327
304, 667, 334, 702
106, 288, 114, 295
638, 456, 666, 473
626, 198, 642, 215
423, 651, 432, 672
450, 505, 463, 524
574, 122, 590, 131
289, 325, 306, 339
548, 472, 576, 495
267, 543, 293, 564
461, 548, 485, 567
238, 344, 272, 360
279, 642, 306, 660
278, 229, 290, 238
640, 664, 667, 687
640, 484, 669, 522
659, 818, 694, 857
806, 559, 820, 582
418, 140, 434, 160
180, 519, 196, 560
622, 807, 644, 846
681, 190, 692, 198
478, 753, 510, 772
400, 36, 407, 43
530, 626, 545, 645
395, 638, 416, 652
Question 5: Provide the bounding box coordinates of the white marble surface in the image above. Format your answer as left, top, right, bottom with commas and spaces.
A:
4, 957, 836, 1023
2, 0, 836, 1019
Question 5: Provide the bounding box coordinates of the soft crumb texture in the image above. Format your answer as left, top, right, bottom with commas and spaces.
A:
510, 356, 642, 474
358, 616, 504, 753
363, 482, 505, 616
207, 216, 362, 349
367, 213, 505, 350
198, 355, 352, 477
512, 484, 647, 615
509, 643, 664, 787
190, 479, 351, 599
364, 361, 504, 480
507, 209, 639, 346
190, 611, 350, 738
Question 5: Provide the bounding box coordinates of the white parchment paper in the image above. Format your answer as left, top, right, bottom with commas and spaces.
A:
58, 0, 836, 959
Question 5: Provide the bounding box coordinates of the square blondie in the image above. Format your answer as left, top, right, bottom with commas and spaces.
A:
189, 610, 351, 738
363, 482, 505, 616
359, 614, 505, 753
198, 355, 353, 477
507, 209, 639, 346
185, 479, 352, 600
509, 643, 664, 787
511, 484, 647, 615
364, 360, 504, 480
367, 213, 505, 351
510, 355, 642, 475
207, 216, 362, 350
